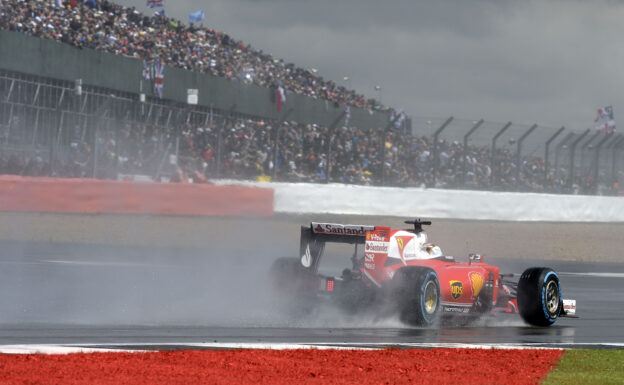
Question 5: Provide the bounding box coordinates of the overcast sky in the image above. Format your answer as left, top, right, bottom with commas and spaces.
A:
115, 0, 623, 132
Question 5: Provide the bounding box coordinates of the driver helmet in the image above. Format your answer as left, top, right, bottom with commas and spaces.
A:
424, 243, 443, 258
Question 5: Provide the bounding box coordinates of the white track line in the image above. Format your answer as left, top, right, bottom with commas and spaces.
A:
559, 272, 624, 278
0, 345, 146, 354
3, 341, 624, 354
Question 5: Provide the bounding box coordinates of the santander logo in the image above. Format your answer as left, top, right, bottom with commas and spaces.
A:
312, 222, 374, 236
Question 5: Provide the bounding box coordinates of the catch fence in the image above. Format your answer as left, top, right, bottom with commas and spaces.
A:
1, 69, 622, 195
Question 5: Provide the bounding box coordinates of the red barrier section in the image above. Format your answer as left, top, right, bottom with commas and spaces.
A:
0, 348, 564, 385
0, 176, 273, 216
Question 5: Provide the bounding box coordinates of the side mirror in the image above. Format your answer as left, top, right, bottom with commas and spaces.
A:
469, 253, 483, 264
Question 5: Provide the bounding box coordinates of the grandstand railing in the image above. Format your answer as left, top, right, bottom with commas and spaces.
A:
0, 30, 389, 132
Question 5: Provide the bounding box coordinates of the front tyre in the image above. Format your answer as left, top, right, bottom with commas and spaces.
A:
393, 267, 440, 327
517, 267, 562, 327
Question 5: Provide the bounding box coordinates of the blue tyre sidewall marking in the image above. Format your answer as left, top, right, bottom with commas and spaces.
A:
542, 271, 561, 323
420, 271, 439, 325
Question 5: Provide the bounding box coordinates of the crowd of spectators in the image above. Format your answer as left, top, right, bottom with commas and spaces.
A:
2, 111, 617, 195
0, 0, 380, 110
0, 0, 619, 195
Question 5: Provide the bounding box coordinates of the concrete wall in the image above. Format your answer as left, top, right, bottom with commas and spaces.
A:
214, 179, 624, 222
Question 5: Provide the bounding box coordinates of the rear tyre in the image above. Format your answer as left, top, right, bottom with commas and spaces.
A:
392, 267, 440, 327
269, 257, 317, 314
517, 267, 562, 327
269, 257, 313, 293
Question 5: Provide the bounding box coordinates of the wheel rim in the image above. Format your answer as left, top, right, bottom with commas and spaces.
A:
545, 280, 559, 315
423, 280, 438, 315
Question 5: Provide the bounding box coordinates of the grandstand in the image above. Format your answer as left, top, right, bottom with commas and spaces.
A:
0, 0, 622, 195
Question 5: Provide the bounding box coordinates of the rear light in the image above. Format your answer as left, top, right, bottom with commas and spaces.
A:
327, 280, 334, 292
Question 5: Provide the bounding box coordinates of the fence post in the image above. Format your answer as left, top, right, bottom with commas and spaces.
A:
543, 126, 565, 188
515, 124, 537, 189
91, 96, 114, 178
604, 134, 622, 191
272, 108, 293, 180
462, 119, 484, 187
553, 132, 574, 182
325, 111, 347, 183
92, 113, 100, 179
49, 107, 62, 176
579, 132, 600, 176
380, 111, 418, 186
431, 116, 453, 186
5, 103, 13, 148
114, 116, 120, 180
216, 104, 236, 178
32, 108, 40, 146
592, 133, 615, 193
611, 136, 624, 191
6, 78, 15, 102
567, 129, 590, 190
489, 121, 512, 187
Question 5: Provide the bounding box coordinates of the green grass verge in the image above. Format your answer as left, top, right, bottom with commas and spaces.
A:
543, 349, 624, 385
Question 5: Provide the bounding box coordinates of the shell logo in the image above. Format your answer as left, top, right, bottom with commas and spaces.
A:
470, 272, 485, 298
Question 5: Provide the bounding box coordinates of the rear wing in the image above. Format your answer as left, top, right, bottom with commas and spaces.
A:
300, 222, 375, 271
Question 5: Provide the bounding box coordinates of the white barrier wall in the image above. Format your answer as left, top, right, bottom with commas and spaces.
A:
216, 180, 624, 222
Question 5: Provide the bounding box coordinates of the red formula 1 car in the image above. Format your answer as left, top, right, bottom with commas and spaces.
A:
270, 219, 577, 327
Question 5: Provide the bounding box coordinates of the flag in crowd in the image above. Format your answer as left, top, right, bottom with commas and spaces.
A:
276, 86, 286, 112
189, 9, 204, 24
146, 0, 164, 8
84, 0, 97, 8
54, 0, 63, 8
390, 107, 406, 129
154, 8, 165, 18
153, 60, 164, 99
595, 105, 616, 134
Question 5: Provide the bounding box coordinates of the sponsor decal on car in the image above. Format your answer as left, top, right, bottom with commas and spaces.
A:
443, 305, 471, 313
368, 233, 387, 242
365, 241, 389, 252
469, 272, 484, 298
450, 280, 463, 300
364, 262, 375, 270
301, 245, 312, 268
366, 227, 390, 242
364, 253, 375, 262
311, 222, 374, 236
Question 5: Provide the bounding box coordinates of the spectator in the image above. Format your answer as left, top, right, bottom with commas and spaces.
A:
0, 0, 383, 111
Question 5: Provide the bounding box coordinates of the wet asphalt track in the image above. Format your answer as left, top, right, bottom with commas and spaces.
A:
1, 216, 624, 350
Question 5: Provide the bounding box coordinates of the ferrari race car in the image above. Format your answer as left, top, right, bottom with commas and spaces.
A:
270, 219, 577, 327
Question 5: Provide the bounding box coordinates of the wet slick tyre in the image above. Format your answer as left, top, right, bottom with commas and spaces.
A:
269, 257, 312, 293
392, 267, 440, 327
517, 267, 562, 327
269, 257, 316, 316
